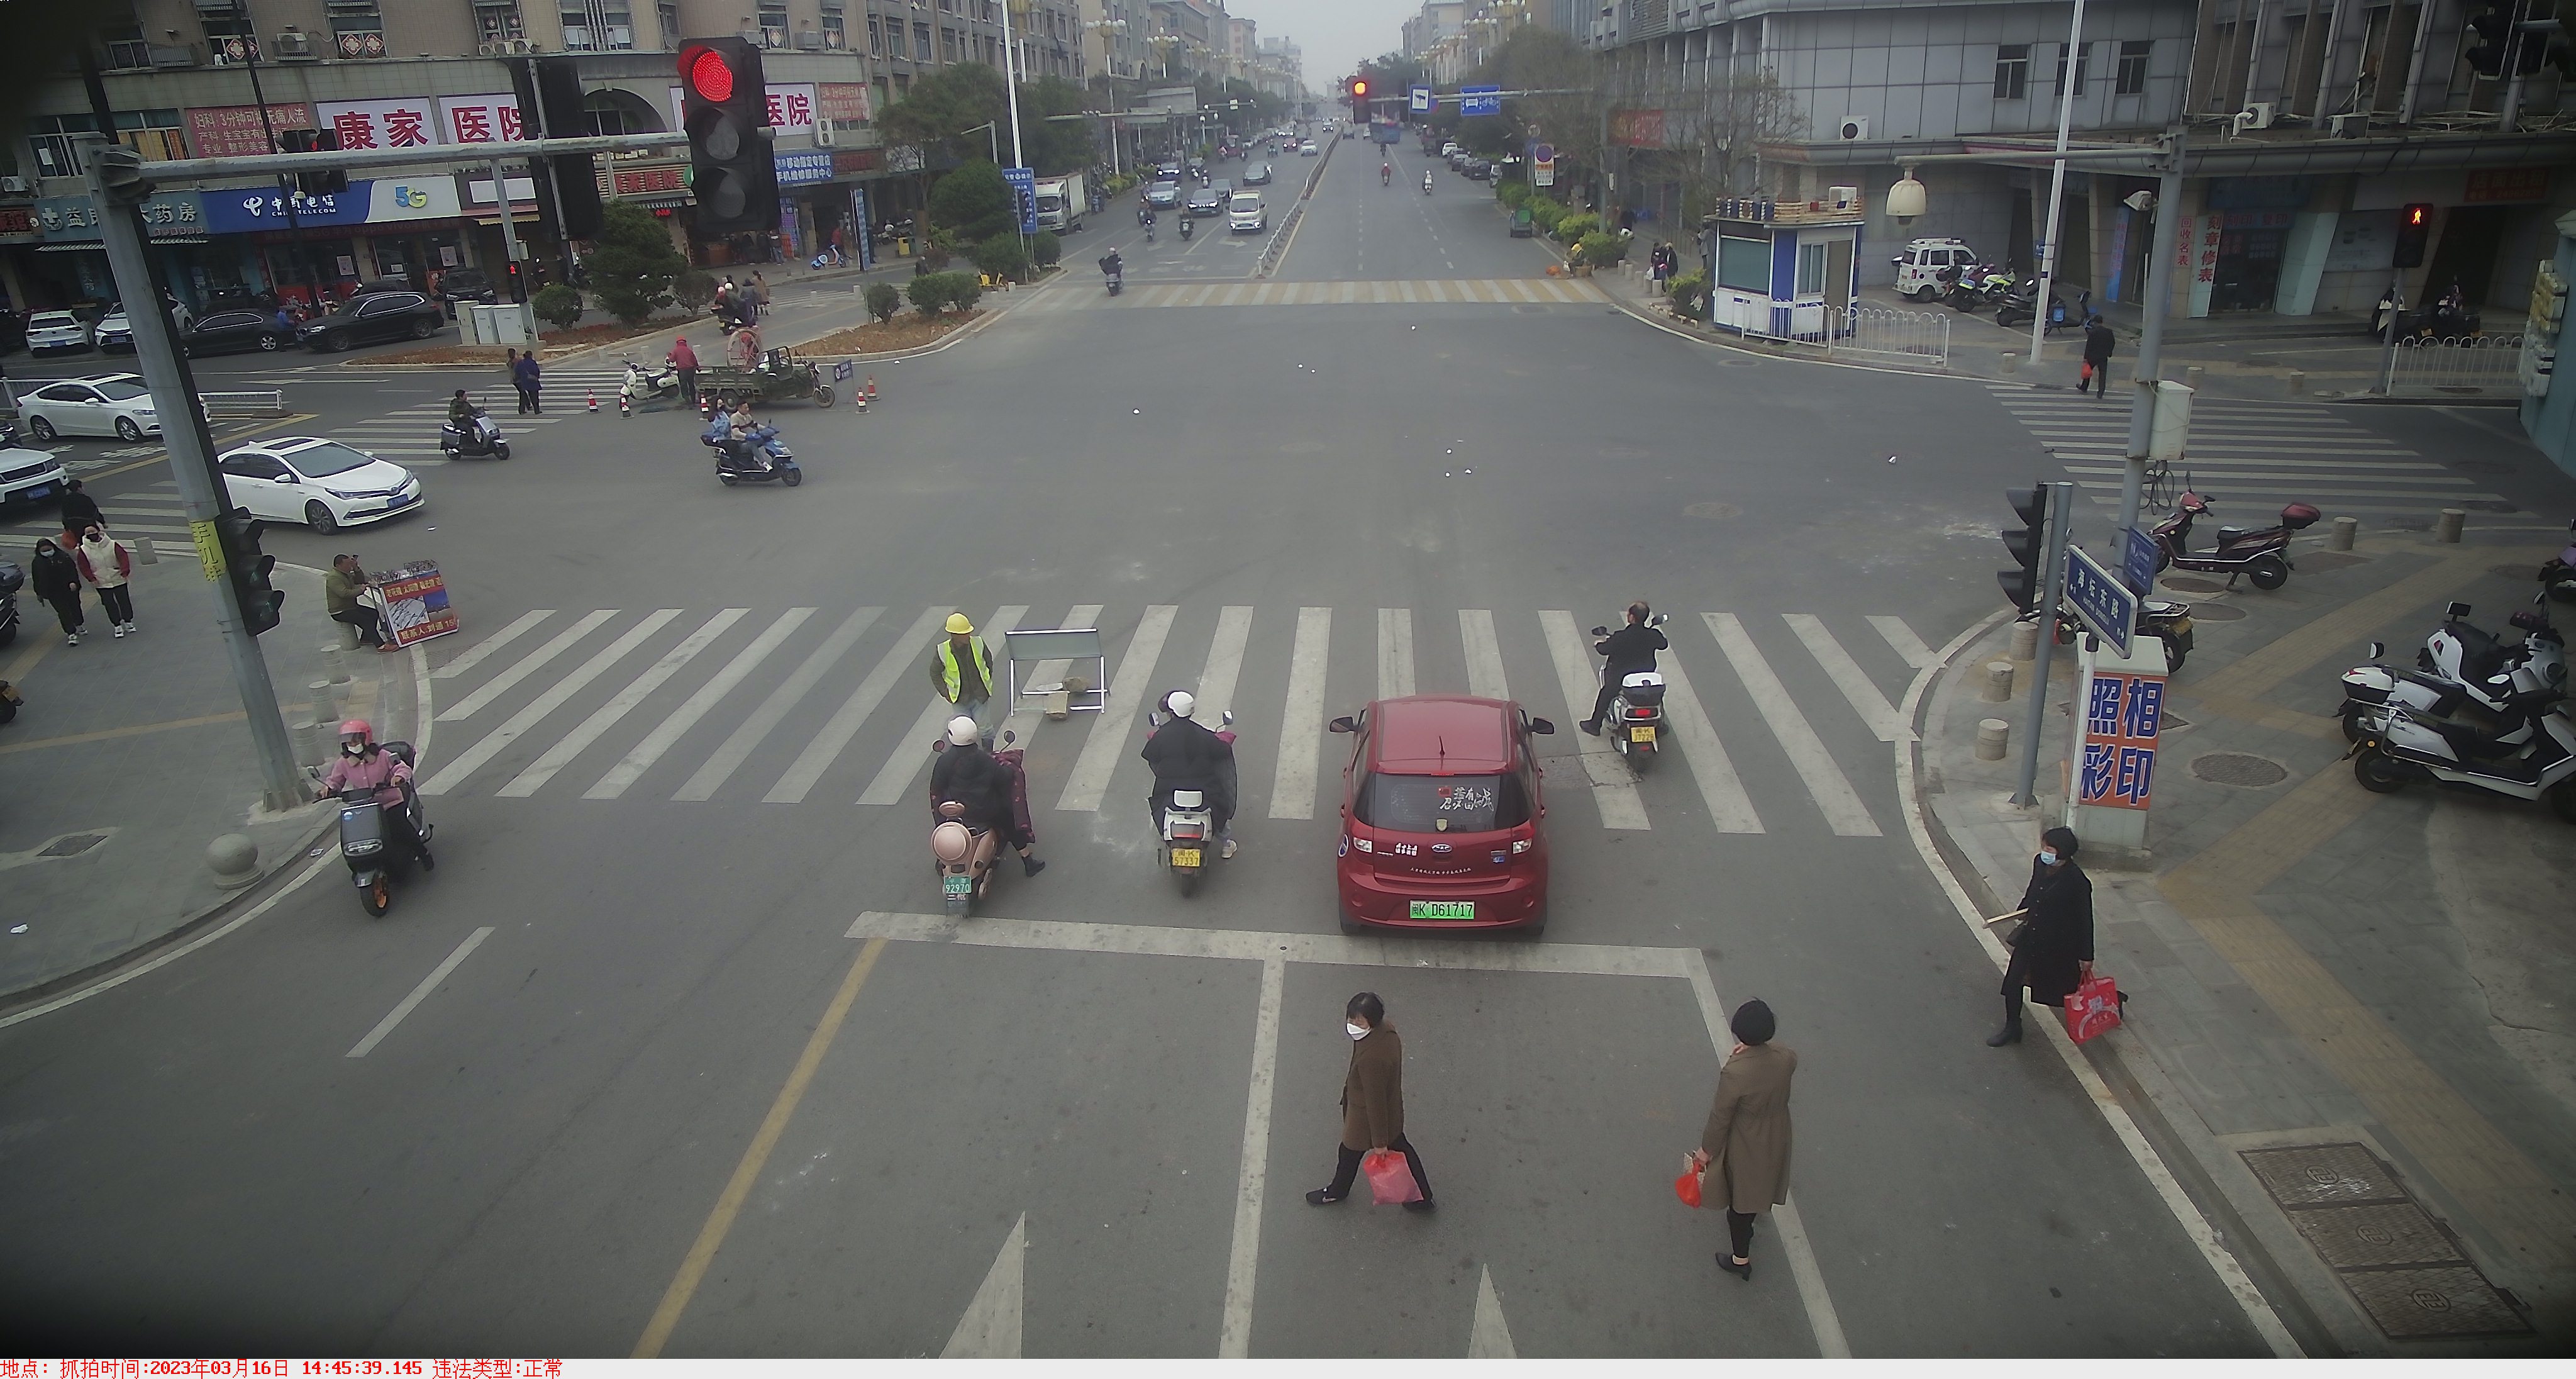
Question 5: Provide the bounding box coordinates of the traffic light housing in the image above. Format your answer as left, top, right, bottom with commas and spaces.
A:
518, 55, 605, 240
1998, 485, 2053, 611
279, 128, 348, 198
679, 37, 780, 234
2392, 203, 2434, 269
215, 508, 282, 636
1349, 77, 1371, 122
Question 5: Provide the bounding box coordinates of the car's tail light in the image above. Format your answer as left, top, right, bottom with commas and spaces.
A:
1348, 835, 1373, 853
1511, 838, 1533, 854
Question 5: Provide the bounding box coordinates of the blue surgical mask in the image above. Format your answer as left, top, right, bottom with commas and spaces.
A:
2038, 849, 2060, 867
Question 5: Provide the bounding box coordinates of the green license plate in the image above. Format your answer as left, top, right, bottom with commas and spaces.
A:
943, 874, 972, 896
1409, 900, 1475, 920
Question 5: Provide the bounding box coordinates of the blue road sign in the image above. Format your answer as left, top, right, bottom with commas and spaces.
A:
1004, 166, 1038, 234
2062, 545, 2138, 658
1461, 84, 1502, 116
1409, 84, 1433, 114
2122, 525, 2160, 596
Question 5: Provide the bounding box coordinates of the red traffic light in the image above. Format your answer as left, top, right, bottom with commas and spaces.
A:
684, 45, 736, 103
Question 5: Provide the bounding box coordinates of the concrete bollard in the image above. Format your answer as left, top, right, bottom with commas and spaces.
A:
292, 717, 329, 768
319, 643, 351, 686
2008, 620, 2040, 661
333, 618, 363, 650
1982, 661, 2016, 702
131, 537, 159, 564
1976, 718, 2011, 761
2436, 508, 2466, 544
209, 833, 260, 890
2000, 352, 2020, 374
2329, 515, 2358, 550
2287, 369, 2306, 396
2183, 365, 2205, 391
309, 680, 340, 729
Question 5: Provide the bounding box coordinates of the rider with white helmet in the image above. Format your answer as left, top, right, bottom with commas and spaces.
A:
930, 714, 1046, 876
1141, 688, 1238, 857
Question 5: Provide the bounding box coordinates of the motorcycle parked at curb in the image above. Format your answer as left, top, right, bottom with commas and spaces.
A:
2348, 701, 2576, 822
2148, 489, 2319, 590
1590, 613, 1673, 772
2540, 518, 2576, 603
2339, 600, 2566, 741
438, 409, 509, 461
331, 742, 433, 917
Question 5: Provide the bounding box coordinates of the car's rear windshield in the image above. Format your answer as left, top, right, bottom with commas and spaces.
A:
30, 313, 75, 326
1354, 773, 1528, 833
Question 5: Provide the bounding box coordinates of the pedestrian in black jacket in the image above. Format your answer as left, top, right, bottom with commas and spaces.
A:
1582, 601, 1668, 734
2080, 316, 2116, 398
57, 479, 105, 550
29, 538, 86, 645
1990, 826, 2094, 1045
1141, 689, 1236, 855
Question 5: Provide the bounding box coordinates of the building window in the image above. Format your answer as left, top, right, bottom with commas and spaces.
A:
477, 0, 528, 42
28, 114, 99, 177
943, 26, 961, 62
2054, 41, 2091, 96
1716, 235, 1768, 293
1994, 45, 2030, 99
658, 1, 678, 46
562, 1, 636, 50
759, 1, 789, 48
2116, 40, 2151, 96
101, 23, 154, 69
823, 1, 847, 49
915, 21, 931, 60
119, 108, 189, 161
327, 1, 387, 57
1796, 241, 1827, 296
869, 14, 884, 55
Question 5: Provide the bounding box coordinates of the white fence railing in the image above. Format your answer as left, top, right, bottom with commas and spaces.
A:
200, 390, 290, 417
1829, 305, 1952, 369
2389, 334, 2524, 396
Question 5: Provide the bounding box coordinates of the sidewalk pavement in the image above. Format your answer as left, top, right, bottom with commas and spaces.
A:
0, 558, 410, 1000
1917, 526, 2576, 1353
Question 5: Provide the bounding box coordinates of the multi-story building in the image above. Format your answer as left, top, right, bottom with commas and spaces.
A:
1584, 0, 2574, 322
1225, 16, 1261, 84
1, 0, 909, 315
860, 0, 1086, 113
1404, 3, 1470, 59
1257, 34, 1304, 101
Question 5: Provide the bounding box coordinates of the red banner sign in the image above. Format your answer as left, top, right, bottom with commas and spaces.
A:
184, 103, 316, 158
1609, 108, 1667, 148
377, 562, 459, 649
613, 164, 689, 196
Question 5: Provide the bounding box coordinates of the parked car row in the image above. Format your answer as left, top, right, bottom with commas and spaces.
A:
8, 279, 468, 358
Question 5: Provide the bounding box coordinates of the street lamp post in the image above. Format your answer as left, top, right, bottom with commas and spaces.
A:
999, 0, 1028, 170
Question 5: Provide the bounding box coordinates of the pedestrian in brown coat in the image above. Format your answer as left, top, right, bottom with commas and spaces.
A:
1307, 991, 1435, 1210
1690, 998, 1794, 1280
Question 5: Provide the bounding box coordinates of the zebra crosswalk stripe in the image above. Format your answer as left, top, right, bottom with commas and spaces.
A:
1705, 613, 1880, 837
431, 610, 552, 679
590, 605, 811, 799
1651, 648, 1763, 835
1053, 605, 1176, 813
440, 610, 618, 720
1870, 615, 1936, 669
1538, 610, 1651, 831
768, 606, 948, 805
1196, 606, 1255, 723
669, 606, 878, 801
1269, 607, 1332, 821
860, 606, 1026, 807
1458, 609, 1508, 701
1378, 608, 1416, 700
498, 609, 747, 797
422, 610, 681, 795
1784, 614, 1913, 744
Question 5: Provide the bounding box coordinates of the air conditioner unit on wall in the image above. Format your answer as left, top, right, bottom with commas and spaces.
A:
814, 116, 839, 147
1836, 116, 1869, 141
2232, 101, 2275, 133
2328, 113, 2368, 138
273, 31, 314, 59
1, 176, 30, 193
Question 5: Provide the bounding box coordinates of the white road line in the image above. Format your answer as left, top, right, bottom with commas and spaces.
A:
1652, 649, 1764, 834
940, 1213, 1026, 1358
1196, 605, 1254, 721
1269, 607, 1332, 820
670, 606, 879, 801
769, 606, 946, 805
421, 610, 679, 795
496, 608, 747, 797
2048, 454, 2448, 471
1458, 608, 1508, 700
584, 607, 811, 800
1702, 613, 1881, 837
345, 926, 494, 1059
1217, 954, 1285, 1359
847, 910, 1695, 974
1783, 615, 1913, 744
1053, 603, 1177, 812
1868, 616, 1937, 668
1377, 607, 1415, 700
436, 610, 614, 718
1468, 1266, 1516, 1358
1538, 610, 1650, 830
859, 606, 1026, 807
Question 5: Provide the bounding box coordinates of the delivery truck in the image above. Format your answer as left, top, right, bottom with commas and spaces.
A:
1033, 173, 1087, 234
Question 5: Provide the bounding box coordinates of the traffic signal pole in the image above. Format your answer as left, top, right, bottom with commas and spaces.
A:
86, 143, 308, 814
2013, 482, 2076, 808
2116, 133, 2187, 551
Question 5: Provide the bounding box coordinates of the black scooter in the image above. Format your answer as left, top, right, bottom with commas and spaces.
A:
2541, 518, 2576, 603
335, 743, 431, 917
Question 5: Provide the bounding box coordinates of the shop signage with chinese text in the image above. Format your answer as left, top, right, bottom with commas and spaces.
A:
184, 103, 315, 158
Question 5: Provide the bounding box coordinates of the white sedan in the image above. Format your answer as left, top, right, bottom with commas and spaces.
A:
218, 437, 425, 534
17, 374, 162, 442
1299, 140, 1320, 156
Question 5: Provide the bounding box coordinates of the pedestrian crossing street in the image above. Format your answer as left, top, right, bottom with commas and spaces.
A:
1987, 382, 2501, 518
409, 600, 1953, 842
1, 476, 202, 552
1016, 277, 1611, 314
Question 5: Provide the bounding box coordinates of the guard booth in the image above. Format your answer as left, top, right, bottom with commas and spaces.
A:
1699, 189, 1865, 341
1004, 625, 1108, 718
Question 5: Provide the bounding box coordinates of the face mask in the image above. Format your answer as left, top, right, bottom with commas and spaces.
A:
343, 742, 366, 757
1345, 1022, 1368, 1041
2038, 849, 2059, 866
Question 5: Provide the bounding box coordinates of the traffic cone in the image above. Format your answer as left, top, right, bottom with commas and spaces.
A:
864, 375, 877, 402
587, 389, 599, 411
618, 393, 631, 417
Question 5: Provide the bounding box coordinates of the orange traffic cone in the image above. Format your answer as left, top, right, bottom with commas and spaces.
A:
587, 388, 599, 412
864, 375, 877, 402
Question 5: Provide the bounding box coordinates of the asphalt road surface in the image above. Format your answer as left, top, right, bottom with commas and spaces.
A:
6, 140, 2538, 1357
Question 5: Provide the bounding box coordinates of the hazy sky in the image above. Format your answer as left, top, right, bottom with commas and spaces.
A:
1226, 0, 1412, 93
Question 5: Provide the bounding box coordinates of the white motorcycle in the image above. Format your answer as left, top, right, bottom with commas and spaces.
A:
1151, 708, 1235, 895
1589, 614, 1672, 773
2339, 601, 2565, 741
2349, 702, 2576, 822
437, 409, 509, 461
619, 358, 682, 416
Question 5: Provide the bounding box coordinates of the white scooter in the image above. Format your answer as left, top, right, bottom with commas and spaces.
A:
2339, 601, 2565, 740
1150, 708, 1235, 895
2349, 703, 2576, 822
1589, 615, 1672, 773
619, 359, 681, 415
437, 409, 509, 461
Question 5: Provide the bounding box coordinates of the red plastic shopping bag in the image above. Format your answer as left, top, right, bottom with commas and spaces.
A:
1363, 1149, 1423, 1205
1674, 1161, 1704, 1209
2063, 973, 2123, 1043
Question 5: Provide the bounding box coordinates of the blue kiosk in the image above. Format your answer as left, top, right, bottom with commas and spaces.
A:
1699, 189, 1866, 341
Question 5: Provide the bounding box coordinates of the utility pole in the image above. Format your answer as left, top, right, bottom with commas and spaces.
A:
86, 142, 307, 813
489, 160, 526, 303
2116, 127, 2188, 549
230, 7, 316, 308
2012, 482, 2077, 808
999, 0, 1029, 170
2028, 0, 2090, 360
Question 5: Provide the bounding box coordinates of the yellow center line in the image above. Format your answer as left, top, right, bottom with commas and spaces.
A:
630, 935, 890, 1358
1, 627, 60, 689
0, 710, 247, 756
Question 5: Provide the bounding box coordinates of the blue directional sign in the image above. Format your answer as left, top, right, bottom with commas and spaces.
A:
1003, 165, 1038, 233
2062, 545, 2138, 657
2122, 525, 2160, 596
1409, 84, 1433, 114
1460, 84, 1502, 116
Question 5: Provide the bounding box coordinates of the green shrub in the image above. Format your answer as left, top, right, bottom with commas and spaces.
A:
944, 271, 984, 313
1574, 231, 1626, 267
1496, 182, 1531, 208
1027, 229, 1062, 269
906, 271, 984, 316
530, 283, 585, 331
865, 282, 902, 323
671, 268, 717, 311
1553, 212, 1601, 243
1667, 270, 1710, 321
970, 233, 1031, 283
1524, 197, 1568, 234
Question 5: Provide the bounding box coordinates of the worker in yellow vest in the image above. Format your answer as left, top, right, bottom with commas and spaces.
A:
926, 611, 1004, 749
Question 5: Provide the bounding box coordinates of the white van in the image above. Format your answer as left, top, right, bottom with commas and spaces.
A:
1892, 238, 1980, 301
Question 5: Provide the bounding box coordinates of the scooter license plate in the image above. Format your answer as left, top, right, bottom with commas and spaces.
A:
943, 874, 972, 897
1410, 900, 1475, 920
1629, 726, 1656, 744
1170, 848, 1202, 868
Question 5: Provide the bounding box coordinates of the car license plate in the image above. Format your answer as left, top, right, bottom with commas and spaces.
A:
1170, 848, 1202, 868
1409, 900, 1475, 920
386, 493, 413, 508
20, 484, 51, 501
943, 874, 971, 896
1629, 726, 1656, 744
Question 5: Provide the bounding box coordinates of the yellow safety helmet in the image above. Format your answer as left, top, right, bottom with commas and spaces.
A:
945, 613, 975, 635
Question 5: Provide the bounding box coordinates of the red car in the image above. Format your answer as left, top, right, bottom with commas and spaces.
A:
1331, 696, 1557, 935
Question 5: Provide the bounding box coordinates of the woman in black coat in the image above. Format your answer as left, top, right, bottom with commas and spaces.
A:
1989, 825, 2093, 1046
29, 537, 86, 645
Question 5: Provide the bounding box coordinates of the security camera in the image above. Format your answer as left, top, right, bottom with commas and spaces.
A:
2123, 189, 2158, 213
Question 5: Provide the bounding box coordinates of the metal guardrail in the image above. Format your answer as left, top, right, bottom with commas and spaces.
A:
200, 389, 289, 418
1829, 305, 1952, 368
2389, 333, 2524, 396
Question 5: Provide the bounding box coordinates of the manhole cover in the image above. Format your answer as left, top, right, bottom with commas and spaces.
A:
1683, 501, 1741, 520
2291, 1203, 2463, 1270
2342, 1266, 2533, 1338
2187, 603, 2246, 622
2301, 552, 2365, 571
2161, 576, 2228, 593
36, 832, 109, 858
2192, 752, 2289, 786
2242, 1143, 2404, 1206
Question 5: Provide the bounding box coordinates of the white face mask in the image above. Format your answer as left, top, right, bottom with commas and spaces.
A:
1346, 1022, 1368, 1041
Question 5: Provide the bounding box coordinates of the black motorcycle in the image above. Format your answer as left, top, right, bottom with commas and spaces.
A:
335, 744, 432, 917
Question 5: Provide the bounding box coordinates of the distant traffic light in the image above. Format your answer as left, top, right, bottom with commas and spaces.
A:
1350, 77, 1371, 122
679, 37, 780, 234
2392, 203, 2434, 269
1999, 485, 2053, 612
214, 508, 282, 636
279, 128, 348, 198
